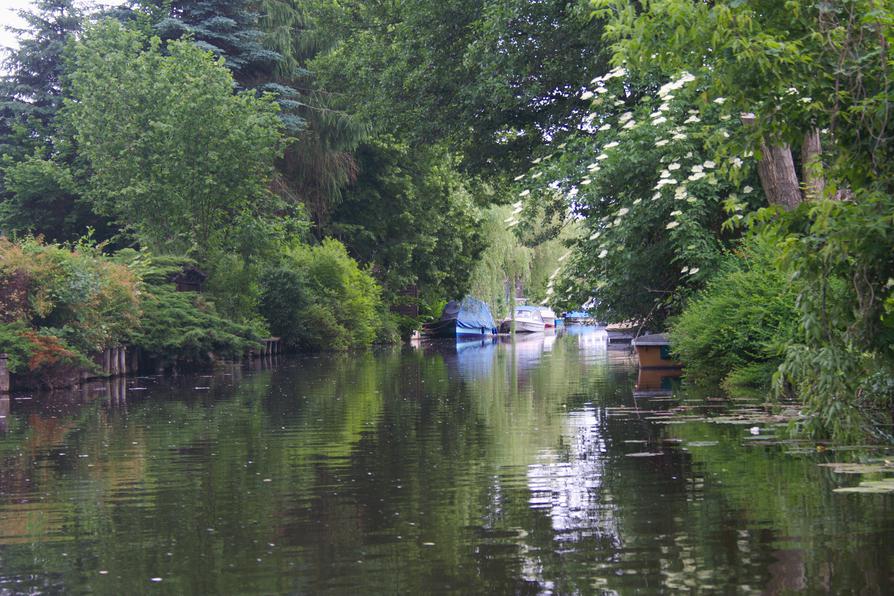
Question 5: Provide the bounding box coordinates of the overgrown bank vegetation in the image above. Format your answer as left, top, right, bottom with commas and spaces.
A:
511, 0, 894, 441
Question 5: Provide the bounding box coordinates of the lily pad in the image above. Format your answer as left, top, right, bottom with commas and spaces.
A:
818, 463, 894, 475
625, 452, 664, 457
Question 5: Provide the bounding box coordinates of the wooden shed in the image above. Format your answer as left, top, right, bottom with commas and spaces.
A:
633, 333, 682, 369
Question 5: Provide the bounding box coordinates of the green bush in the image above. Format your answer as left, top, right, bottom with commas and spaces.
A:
116, 251, 262, 366
0, 236, 140, 355
669, 235, 800, 389
260, 239, 387, 350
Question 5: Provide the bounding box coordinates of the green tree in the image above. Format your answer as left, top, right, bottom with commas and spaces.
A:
328, 140, 485, 305
592, 0, 894, 440
64, 21, 284, 259
0, 0, 82, 157
311, 0, 608, 179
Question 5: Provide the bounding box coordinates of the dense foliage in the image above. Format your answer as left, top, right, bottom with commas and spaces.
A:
669, 236, 799, 390
0, 237, 139, 374
587, 0, 894, 441
515, 71, 766, 326
65, 22, 284, 259
259, 239, 388, 351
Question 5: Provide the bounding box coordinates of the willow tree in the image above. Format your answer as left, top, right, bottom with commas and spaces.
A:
469, 206, 533, 321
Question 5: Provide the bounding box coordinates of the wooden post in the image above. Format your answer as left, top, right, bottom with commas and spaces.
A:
110, 347, 119, 377
0, 353, 10, 394
118, 347, 126, 377
103, 349, 112, 376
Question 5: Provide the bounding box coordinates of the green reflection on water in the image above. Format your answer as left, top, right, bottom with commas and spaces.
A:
0, 330, 891, 594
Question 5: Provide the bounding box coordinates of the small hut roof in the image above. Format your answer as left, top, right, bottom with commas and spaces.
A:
633, 333, 671, 347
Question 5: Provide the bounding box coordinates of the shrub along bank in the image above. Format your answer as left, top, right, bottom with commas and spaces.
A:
0, 236, 393, 388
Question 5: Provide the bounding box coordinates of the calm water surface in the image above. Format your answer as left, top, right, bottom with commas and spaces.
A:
1, 327, 892, 594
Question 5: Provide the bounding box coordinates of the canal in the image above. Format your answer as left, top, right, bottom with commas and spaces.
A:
0, 327, 892, 593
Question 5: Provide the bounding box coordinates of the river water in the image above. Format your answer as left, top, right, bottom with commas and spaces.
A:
0, 327, 892, 594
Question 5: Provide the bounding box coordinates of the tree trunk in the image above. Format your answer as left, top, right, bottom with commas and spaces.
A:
801, 128, 825, 200
757, 143, 802, 210
741, 113, 803, 210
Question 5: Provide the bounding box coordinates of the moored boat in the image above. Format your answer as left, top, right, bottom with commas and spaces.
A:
537, 305, 557, 328
422, 297, 497, 338
499, 305, 546, 333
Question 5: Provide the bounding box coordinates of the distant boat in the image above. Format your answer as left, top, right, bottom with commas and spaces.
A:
422, 297, 497, 338
564, 310, 593, 325
633, 333, 683, 369
538, 305, 557, 328
500, 305, 546, 333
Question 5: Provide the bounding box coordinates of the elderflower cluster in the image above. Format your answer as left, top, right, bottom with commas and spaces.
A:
657, 72, 696, 99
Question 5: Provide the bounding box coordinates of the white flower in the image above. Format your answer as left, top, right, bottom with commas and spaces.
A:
504, 217, 516, 224
589, 231, 601, 240
619, 112, 634, 123
720, 114, 731, 121
703, 160, 716, 169
689, 268, 700, 275
632, 198, 642, 205
512, 201, 522, 208
596, 153, 609, 161
713, 97, 726, 104
730, 157, 744, 168
650, 111, 664, 119
513, 174, 525, 181
655, 139, 670, 147
507, 219, 518, 228
618, 208, 629, 216
672, 133, 687, 140
681, 266, 690, 273
532, 171, 543, 179
614, 100, 625, 107
598, 249, 608, 259
659, 103, 670, 112
613, 218, 622, 226
670, 210, 682, 216
512, 205, 523, 214
688, 172, 706, 181
623, 120, 636, 129
651, 116, 668, 125
519, 189, 531, 197
595, 86, 608, 94
786, 87, 799, 95
685, 152, 694, 158
598, 123, 612, 131
800, 97, 812, 104
652, 192, 662, 200
604, 141, 620, 149
587, 163, 600, 171
668, 163, 681, 171
684, 115, 701, 124
581, 178, 592, 185
532, 157, 542, 164
655, 178, 678, 189
666, 221, 680, 229
674, 187, 688, 200
581, 90, 594, 100
691, 164, 704, 173
743, 185, 754, 193
660, 169, 671, 179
